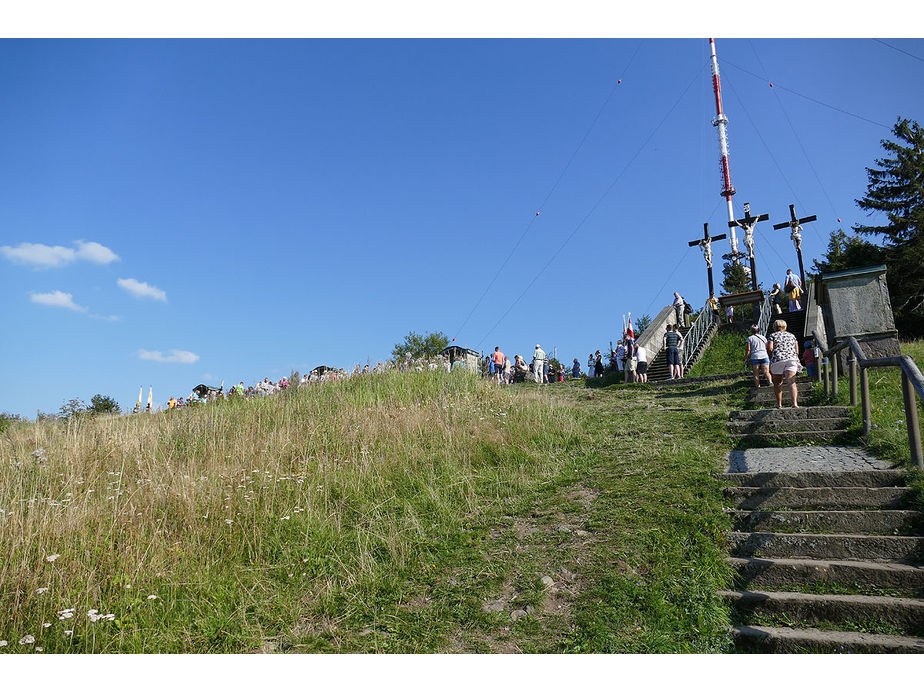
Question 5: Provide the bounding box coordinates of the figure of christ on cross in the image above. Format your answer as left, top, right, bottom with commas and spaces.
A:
772, 203, 817, 290
688, 222, 726, 298
729, 201, 769, 291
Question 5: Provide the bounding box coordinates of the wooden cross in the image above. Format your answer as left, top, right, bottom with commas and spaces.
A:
729, 201, 769, 290
688, 223, 727, 298
772, 203, 817, 290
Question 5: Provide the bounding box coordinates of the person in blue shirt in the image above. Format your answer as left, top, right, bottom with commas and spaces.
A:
571, 358, 581, 378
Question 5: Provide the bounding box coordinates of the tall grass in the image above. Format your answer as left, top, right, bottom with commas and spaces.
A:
0, 370, 578, 653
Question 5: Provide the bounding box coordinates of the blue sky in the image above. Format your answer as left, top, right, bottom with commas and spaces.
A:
1, 38, 922, 416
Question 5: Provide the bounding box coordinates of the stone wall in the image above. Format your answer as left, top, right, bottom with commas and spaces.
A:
636, 304, 676, 362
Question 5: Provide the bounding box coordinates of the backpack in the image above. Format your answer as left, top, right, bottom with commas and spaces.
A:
683, 302, 693, 314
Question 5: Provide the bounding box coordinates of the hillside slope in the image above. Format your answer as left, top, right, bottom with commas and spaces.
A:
0, 371, 740, 653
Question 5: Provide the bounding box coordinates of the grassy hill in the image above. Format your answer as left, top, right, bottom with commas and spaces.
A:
0, 370, 743, 653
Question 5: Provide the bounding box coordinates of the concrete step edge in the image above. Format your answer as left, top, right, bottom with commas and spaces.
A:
720, 588, 924, 608
726, 509, 923, 535
718, 471, 907, 488
727, 530, 924, 561
731, 624, 924, 653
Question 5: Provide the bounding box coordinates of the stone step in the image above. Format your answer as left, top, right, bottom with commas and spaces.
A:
726, 418, 848, 434
724, 485, 911, 510
718, 470, 907, 488
731, 624, 924, 653
728, 556, 924, 595
727, 509, 924, 535
728, 406, 850, 421
727, 531, 924, 562
750, 381, 815, 394
747, 385, 815, 404
721, 590, 924, 635
728, 430, 849, 444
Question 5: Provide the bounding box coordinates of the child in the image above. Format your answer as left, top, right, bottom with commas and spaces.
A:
802, 341, 817, 377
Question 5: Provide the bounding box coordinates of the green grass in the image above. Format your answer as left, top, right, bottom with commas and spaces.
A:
687, 331, 748, 379
817, 339, 924, 509
0, 371, 741, 653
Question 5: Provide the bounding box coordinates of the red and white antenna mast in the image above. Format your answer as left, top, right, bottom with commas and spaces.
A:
708, 38, 739, 258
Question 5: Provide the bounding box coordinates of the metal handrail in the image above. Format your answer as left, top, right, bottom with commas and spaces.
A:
811, 331, 924, 469
682, 306, 716, 370
756, 291, 774, 336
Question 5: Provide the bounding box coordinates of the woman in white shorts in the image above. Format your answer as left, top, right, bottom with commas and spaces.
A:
767, 319, 802, 409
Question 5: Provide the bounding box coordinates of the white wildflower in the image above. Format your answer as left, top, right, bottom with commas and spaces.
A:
19, 634, 35, 645
42, 622, 51, 628
64, 630, 73, 637
0, 640, 6, 647
147, 594, 158, 600
225, 519, 233, 525
36, 587, 49, 594
281, 516, 290, 521
125, 584, 131, 589
57, 608, 75, 620
35, 647, 44, 652
87, 609, 100, 622
46, 554, 60, 562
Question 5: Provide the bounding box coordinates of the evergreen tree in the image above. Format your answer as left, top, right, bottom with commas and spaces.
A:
721, 259, 751, 296
810, 229, 885, 277
720, 259, 752, 322
854, 117, 924, 336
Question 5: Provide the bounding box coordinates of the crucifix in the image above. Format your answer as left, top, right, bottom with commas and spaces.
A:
772, 203, 817, 290
688, 222, 726, 298
729, 201, 769, 291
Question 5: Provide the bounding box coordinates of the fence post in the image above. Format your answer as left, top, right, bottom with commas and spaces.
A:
823, 358, 829, 397
831, 352, 839, 400
849, 357, 858, 406
901, 370, 923, 470
860, 367, 872, 435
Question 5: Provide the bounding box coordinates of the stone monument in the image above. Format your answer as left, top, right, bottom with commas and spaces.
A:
816, 264, 900, 361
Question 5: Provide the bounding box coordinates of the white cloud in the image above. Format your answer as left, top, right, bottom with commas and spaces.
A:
75, 241, 120, 264
89, 314, 123, 322
138, 349, 200, 364
30, 290, 87, 312
117, 278, 167, 302
0, 241, 119, 269
3, 243, 75, 268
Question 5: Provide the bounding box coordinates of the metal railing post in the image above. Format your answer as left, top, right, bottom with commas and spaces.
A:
901, 371, 924, 470
831, 352, 839, 400
849, 357, 858, 406
860, 366, 871, 434
823, 358, 829, 397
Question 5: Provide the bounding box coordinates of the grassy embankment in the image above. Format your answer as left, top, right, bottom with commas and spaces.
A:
0, 369, 741, 653
818, 339, 924, 505
686, 332, 747, 379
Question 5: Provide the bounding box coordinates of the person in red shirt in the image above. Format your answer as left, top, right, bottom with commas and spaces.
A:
802, 341, 817, 378
492, 346, 506, 384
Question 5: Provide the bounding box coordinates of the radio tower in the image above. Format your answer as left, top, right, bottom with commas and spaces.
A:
708, 38, 740, 259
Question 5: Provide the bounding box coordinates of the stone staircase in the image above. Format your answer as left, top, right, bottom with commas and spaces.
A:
726, 405, 850, 445
720, 378, 924, 652
720, 468, 924, 653
646, 325, 692, 382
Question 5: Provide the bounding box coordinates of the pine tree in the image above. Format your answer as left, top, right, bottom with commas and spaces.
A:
854, 118, 924, 335
810, 229, 885, 277
721, 260, 751, 296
